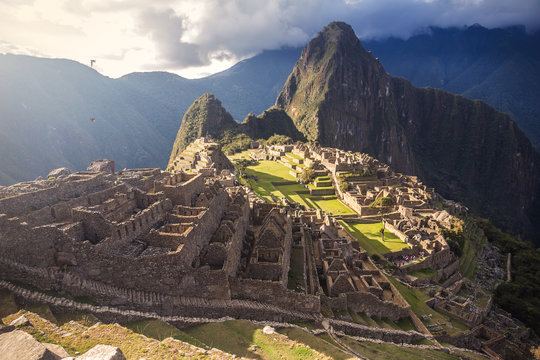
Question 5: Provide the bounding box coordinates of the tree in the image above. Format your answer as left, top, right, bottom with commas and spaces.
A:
300, 166, 316, 184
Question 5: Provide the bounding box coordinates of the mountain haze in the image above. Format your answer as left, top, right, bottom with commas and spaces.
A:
364, 25, 540, 149
276, 22, 540, 241
0, 49, 300, 185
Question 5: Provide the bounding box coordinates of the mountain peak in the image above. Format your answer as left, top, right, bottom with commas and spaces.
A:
275, 21, 540, 242
167, 93, 237, 167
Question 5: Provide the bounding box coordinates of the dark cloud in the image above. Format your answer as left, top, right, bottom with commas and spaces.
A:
134, 0, 540, 69
137, 8, 207, 68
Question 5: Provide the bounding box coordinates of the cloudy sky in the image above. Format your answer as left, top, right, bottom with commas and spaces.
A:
1, 0, 539, 78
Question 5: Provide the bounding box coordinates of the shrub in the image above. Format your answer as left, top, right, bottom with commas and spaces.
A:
266, 134, 292, 145
299, 166, 316, 184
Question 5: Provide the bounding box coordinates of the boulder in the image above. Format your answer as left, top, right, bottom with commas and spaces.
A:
0, 329, 61, 359
10, 315, 30, 327
87, 160, 115, 174
47, 167, 71, 179
76, 345, 125, 360
43, 343, 70, 358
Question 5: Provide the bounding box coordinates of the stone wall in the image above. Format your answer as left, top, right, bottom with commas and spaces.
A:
322, 292, 409, 321
0, 174, 111, 216
229, 278, 320, 313
0, 189, 230, 299
328, 318, 425, 344
154, 173, 205, 206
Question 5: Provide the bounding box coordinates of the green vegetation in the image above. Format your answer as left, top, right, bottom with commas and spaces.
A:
183, 320, 329, 359
278, 327, 352, 360
387, 277, 467, 335
340, 336, 460, 360
339, 221, 409, 255
219, 130, 253, 155
266, 134, 293, 145
369, 196, 394, 207
476, 218, 540, 334
441, 227, 465, 257
408, 268, 436, 280
3, 311, 212, 359
243, 160, 354, 215
126, 319, 207, 348
299, 166, 316, 184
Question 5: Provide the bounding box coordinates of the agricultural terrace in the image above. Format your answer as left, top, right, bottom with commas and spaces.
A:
339, 221, 409, 255
243, 160, 355, 215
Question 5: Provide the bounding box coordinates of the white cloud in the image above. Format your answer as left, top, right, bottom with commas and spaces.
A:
0, 0, 538, 78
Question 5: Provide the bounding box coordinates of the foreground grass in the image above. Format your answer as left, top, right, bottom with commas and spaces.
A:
3, 311, 221, 359
126, 319, 207, 349
340, 336, 460, 360
278, 327, 353, 360
183, 320, 332, 359
340, 221, 409, 255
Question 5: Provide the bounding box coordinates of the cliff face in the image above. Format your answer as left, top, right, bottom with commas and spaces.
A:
241, 107, 305, 141
276, 22, 540, 241
168, 93, 237, 167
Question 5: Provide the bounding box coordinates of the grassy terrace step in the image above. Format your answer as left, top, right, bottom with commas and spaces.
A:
408, 268, 437, 280
243, 160, 355, 215
339, 221, 409, 255
183, 320, 333, 359
386, 277, 469, 336
285, 152, 304, 160
307, 183, 334, 190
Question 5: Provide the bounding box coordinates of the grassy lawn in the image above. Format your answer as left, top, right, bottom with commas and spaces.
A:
4, 311, 215, 359
306, 197, 355, 215
339, 221, 409, 255
340, 336, 460, 360
228, 149, 253, 160
408, 268, 436, 280
278, 327, 352, 360
244, 160, 355, 215
285, 152, 304, 160
184, 320, 332, 359
387, 277, 468, 336
126, 319, 207, 348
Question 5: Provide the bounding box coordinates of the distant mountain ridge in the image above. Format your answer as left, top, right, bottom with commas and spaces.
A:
275, 22, 540, 242
364, 24, 540, 149
1, 24, 539, 186
0, 48, 301, 185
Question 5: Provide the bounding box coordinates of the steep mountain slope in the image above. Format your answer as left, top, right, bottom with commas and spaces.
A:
168, 93, 304, 167
241, 107, 305, 141
168, 93, 238, 166
0, 54, 170, 183
0, 49, 300, 185
276, 22, 540, 241
363, 25, 540, 148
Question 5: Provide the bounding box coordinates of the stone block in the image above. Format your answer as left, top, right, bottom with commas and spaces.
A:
87, 160, 115, 174
76, 345, 125, 360
0, 329, 61, 360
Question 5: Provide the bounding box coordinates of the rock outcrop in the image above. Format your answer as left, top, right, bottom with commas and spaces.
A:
168, 93, 237, 167
276, 21, 540, 242
0, 330, 62, 360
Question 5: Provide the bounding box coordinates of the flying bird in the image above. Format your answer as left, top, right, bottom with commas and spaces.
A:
90, 117, 96, 123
